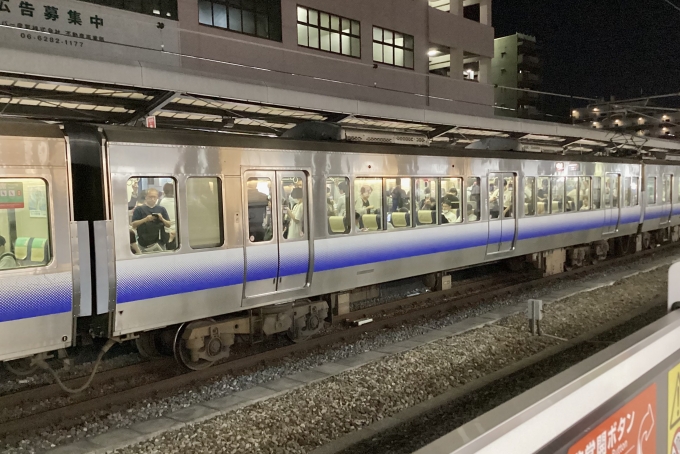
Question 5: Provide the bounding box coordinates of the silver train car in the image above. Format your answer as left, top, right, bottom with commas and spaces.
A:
1, 121, 679, 370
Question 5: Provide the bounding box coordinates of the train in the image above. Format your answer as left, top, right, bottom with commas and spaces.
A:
1, 120, 679, 372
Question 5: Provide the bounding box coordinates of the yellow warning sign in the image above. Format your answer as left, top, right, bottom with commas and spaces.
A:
669, 363, 680, 453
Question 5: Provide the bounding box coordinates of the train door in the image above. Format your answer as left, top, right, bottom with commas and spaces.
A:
603, 173, 620, 235
486, 172, 517, 255
661, 174, 673, 225
242, 170, 311, 299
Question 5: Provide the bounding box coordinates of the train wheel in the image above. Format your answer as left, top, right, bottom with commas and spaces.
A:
172, 321, 217, 371
135, 331, 161, 358
4, 357, 39, 376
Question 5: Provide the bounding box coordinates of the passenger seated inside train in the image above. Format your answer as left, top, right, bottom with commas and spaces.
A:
0, 235, 18, 269
441, 200, 458, 224
580, 196, 590, 211
467, 204, 478, 221
130, 230, 141, 255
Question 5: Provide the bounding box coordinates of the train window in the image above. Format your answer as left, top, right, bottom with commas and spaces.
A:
130, 177, 178, 253
440, 178, 462, 224
502, 175, 514, 217
326, 177, 350, 235
592, 177, 602, 210
565, 177, 578, 212
488, 174, 500, 219
610, 175, 620, 208
187, 177, 224, 249
354, 178, 383, 232
631, 177, 639, 206
414, 178, 438, 226
623, 177, 631, 207
385, 178, 411, 229
578, 177, 591, 211
550, 177, 565, 214
281, 175, 306, 241
663, 175, 672, 204
0, 178, 51, 270
647, 177, 656, 205
536, 177, 550, 215
524, 177, 535, 216
246, 177, 271, 242
466, 177, 481, 221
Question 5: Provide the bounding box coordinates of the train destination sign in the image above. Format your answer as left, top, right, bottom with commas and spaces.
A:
568, 384, 656, 454
0, 182, 24, 209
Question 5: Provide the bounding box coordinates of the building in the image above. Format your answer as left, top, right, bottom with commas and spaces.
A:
491, 33, 542, 119
0, 0, 496, 119
573, 98, 679, 140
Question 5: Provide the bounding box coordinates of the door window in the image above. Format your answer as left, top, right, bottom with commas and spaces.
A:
524, 177, 535, 216
246, 177, 272, 243
281, 176, 306, 241
488, 174, 500, 220
502, 175, 514, 217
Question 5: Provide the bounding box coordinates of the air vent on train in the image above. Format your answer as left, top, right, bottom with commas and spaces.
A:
281, 121, 430, 147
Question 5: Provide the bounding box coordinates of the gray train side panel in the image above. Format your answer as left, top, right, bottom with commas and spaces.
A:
0, 125, 74, 362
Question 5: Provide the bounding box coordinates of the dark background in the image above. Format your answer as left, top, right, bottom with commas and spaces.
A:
493, 0, 680, 102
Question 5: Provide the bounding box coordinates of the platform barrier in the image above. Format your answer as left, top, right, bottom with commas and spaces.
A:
416, 263, 680, 454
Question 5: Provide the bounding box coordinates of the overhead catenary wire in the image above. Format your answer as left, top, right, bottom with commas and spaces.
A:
660, 0, 680, 13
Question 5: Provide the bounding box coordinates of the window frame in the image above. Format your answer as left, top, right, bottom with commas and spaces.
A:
466, 176, 481, 222
524, 176, 536, 216
414, 177, 440, 227
128, 176, 179, 255
198, 0, 281, 41
0, 177, 53, 270
372, 25, 415, 69
297, 5, 360, 58
187, 176, 225, 250
550, 176, 565, 214
647, 176, 657, 205
326, 176, 351, 236
578, 177, 591, 211
631, 177, 639, 206
384, 177, 413, 230
536, 176, 551, 215
353, 177, 384, 234
592, 176, 602, 210
440, 177, 463, 224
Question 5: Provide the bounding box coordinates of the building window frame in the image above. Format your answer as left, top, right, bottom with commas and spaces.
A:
297, 5, 360, 58
198, 0, 282, 41
372, 26, 414, 69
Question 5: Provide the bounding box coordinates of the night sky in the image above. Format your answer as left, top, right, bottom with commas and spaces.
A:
493, 0, 680, 102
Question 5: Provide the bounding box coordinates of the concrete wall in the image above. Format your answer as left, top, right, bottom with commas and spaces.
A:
491, 34, 519, 117
177, 0, 495, 116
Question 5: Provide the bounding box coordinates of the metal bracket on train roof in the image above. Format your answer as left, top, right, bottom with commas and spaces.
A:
126, 90, 178, 127
604, 131, 648, 156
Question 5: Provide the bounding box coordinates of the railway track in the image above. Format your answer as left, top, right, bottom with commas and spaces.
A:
1, 243, 677, 443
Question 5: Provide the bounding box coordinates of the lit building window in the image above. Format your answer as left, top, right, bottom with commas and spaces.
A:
373, 26, 414, 69
296, 6, 360, 58
80, 0, 178, 19
198, 0, 282, 41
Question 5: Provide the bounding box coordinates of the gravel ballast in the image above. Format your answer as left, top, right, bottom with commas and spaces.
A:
1, 249, 676, 454
337, 303, 668, 454
106, 264, 671, 454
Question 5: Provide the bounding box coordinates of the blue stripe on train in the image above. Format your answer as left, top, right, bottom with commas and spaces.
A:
0, 274, 72, 323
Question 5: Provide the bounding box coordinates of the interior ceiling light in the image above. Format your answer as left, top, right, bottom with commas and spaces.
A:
427, 49, 439, 57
